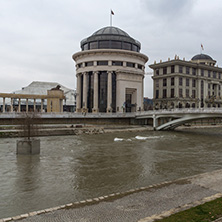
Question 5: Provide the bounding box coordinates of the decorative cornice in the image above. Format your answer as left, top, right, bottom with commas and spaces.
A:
72, 49, 148, 63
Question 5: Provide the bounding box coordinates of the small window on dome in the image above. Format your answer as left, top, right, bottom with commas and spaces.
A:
90, 42, 98, 49
83, 44, 88, 51
111, 41, 122, 49
132, 45, 139, 52
99, 40, 110, 49
123, 42, 131, 50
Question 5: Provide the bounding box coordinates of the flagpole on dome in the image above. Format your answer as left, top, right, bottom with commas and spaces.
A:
201, 43, 204, 54
110, 9, 114, 26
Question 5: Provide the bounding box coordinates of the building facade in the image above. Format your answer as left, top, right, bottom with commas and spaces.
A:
150, 54, 222, 109
72, 26, 148, 113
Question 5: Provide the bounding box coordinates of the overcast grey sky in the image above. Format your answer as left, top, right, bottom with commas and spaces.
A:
0, 0, 222, 97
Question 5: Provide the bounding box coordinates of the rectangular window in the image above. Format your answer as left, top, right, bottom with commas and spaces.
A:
163, 67, 167, 74
179, 77, 183, 86
138, 64, 143, 69
171, 65, 175, 73
163, 78, 167, 87
186, 78, 189, 87
192, 79, 196, 87
179, 88, 183, 97
163, 89, 167, 98
201, 80, 204, 97
192, 90, 196, 98
179, 66, 183, 73
201, 69, 204, 76
186, 67, 190, 74
97, 61, 108, 66
208, 70, 211, 78
156, 90, 159, 99
156, 79, 159, 88
112, 61, 123, 66
156, 69, 159, 75
126, 62, 135, 67
171, 88, 174, 98
186, 89, 189, 98
219, 73, 221, 79
171, 77, 174, 86
213, 71, 217, 78
208, 83, 211, 89
192, 68, 196, 75
85, 61, 93, 66
77, 63, 82, 68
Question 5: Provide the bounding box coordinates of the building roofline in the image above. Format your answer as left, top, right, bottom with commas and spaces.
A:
149, 59, 222, 71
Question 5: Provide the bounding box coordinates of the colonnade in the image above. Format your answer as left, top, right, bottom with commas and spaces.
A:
76, 71, 114, 113
0, 90, 65, 113
0, 95, 46, 113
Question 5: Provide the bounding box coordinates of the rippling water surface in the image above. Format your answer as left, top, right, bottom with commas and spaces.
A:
1, 127, 222, 218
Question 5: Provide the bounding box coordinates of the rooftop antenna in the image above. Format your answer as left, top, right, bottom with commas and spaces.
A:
110, 9, 114, 26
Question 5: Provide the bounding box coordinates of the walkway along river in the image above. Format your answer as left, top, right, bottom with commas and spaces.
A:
0, 127, 222, 218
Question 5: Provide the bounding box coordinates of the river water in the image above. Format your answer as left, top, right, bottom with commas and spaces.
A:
1, 127, 222, 218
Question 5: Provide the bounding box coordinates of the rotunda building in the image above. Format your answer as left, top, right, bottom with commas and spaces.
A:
72, 26, 148, 113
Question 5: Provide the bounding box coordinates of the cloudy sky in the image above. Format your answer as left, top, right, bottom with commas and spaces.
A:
0, 0, 222, 97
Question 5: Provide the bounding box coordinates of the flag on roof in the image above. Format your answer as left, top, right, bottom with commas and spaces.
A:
201, 44, 204, 50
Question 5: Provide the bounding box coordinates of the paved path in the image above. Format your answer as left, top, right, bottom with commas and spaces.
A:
3, 169, 222, 222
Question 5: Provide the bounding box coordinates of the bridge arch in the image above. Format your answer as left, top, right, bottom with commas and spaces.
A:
155, 114, 222, 131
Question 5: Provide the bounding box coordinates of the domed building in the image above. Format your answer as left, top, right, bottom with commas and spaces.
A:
150, 53, 222, 109
72, 26, 148, 113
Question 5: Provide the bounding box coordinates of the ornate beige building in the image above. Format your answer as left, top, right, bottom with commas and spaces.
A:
150, 54, 222, 109
72, 26, 148, 113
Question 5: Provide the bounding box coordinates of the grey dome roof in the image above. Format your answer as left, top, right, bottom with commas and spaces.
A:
191, 53, 213, 61
80, 26, 141, 51
92, 26, 130, 37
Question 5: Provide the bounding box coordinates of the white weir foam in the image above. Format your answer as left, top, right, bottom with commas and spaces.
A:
114, 138, 124, 142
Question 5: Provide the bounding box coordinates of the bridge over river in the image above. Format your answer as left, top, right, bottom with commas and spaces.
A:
136, 108, 222, 130
0, 108, 222, 130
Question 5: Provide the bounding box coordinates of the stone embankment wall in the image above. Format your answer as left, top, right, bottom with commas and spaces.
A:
0, 125, 151, 138
0, 125, 105, 138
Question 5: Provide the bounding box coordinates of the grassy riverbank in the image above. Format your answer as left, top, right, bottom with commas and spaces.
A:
157, 197, 222, 222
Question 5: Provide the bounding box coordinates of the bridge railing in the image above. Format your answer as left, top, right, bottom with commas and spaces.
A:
138, 108, 222, 115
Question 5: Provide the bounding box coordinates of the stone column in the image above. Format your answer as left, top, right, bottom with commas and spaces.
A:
34, 99, 36, 112
141, 76, 144, 111
18, 98, 21, 113
76, 74, 82, 113
197, 80, 201, 108
11, 98, 13, 112
82, 72, 88, 112
3, 98, 5, 113
93, 71, 99, 113
107, 71, 112, 112
175, 77, 179, 97
41, 99, 44, 112
26, 98, 29, 112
